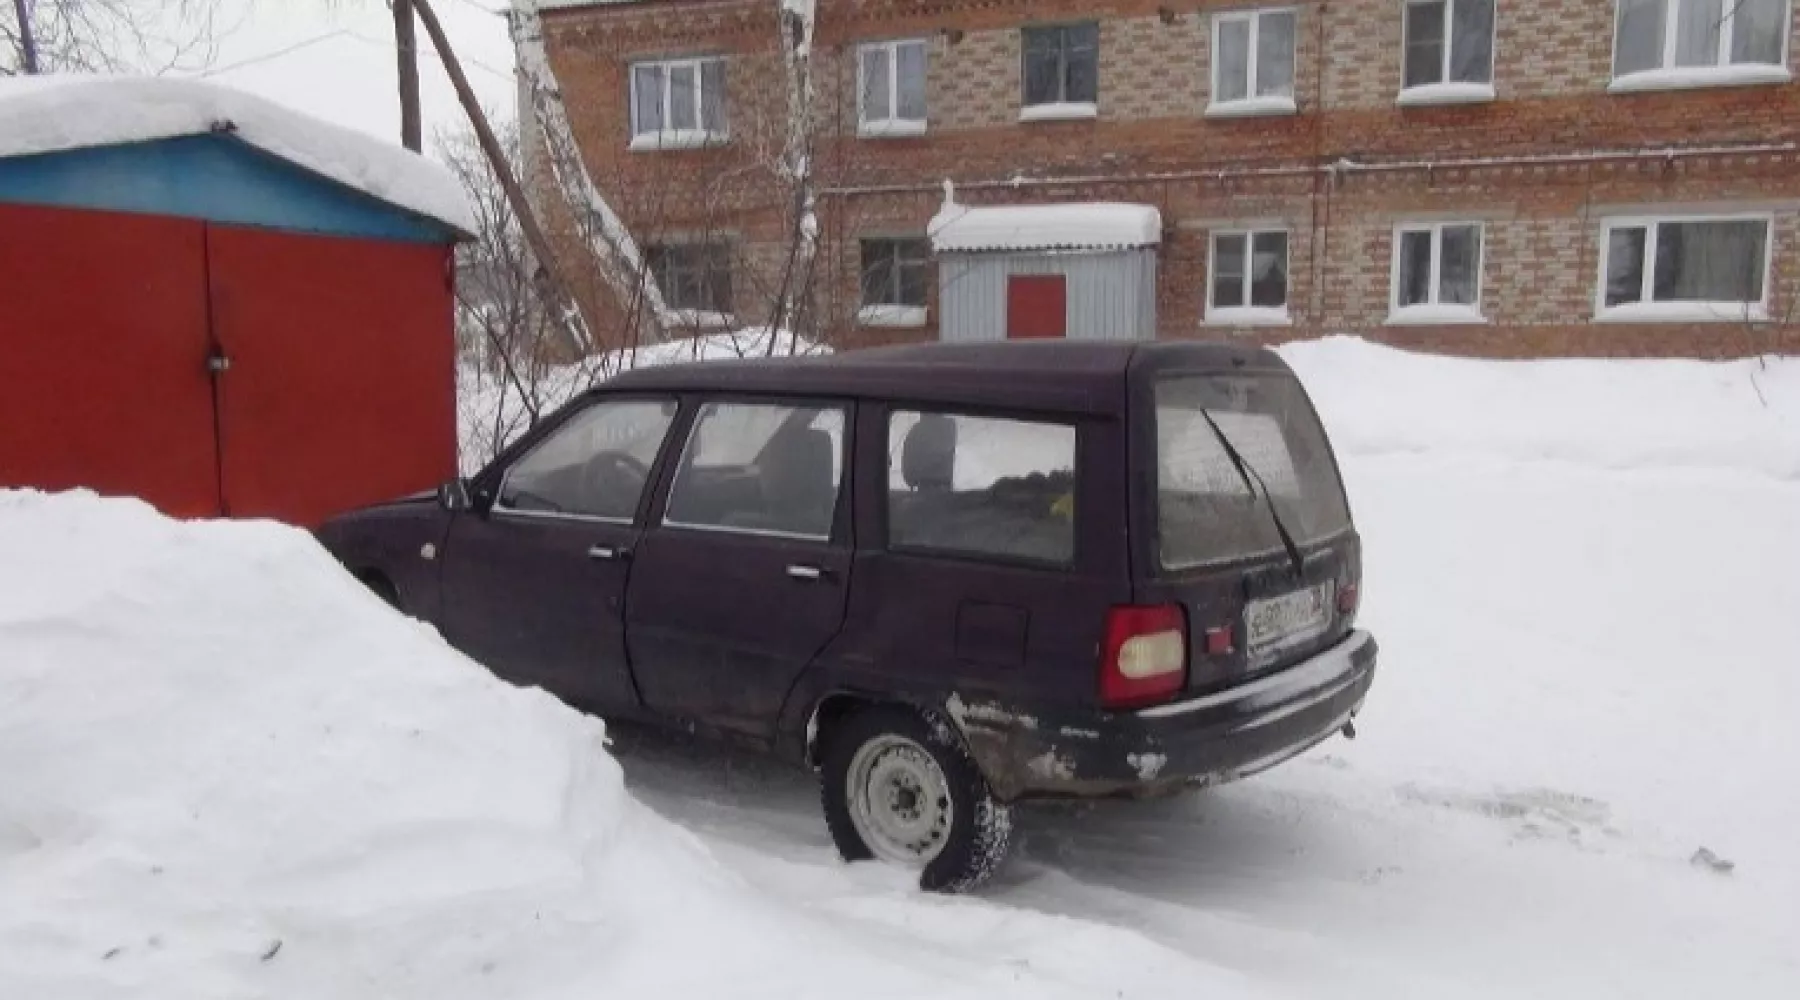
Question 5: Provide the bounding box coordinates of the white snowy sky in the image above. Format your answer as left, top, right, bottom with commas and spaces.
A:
179, 0, 520, 157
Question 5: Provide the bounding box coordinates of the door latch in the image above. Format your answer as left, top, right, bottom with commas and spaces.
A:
207, 353, 231, 374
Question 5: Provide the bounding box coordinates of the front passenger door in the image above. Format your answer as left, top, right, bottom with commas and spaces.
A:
438, 396, 678, 713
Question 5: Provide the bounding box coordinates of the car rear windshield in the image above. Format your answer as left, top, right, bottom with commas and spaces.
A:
1154, 374, 1350, 571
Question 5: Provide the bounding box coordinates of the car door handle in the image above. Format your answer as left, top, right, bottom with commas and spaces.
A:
588, 544, 631, 562
786, 563, 827, 582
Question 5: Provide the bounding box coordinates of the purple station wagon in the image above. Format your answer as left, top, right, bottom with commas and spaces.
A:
317, 341, 1377, 891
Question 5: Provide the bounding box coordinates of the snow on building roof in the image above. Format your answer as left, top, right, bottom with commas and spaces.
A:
928, 199, 1163, 254
0, 75, 475, 235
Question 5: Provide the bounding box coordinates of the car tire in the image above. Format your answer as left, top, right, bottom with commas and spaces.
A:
820, 705, 1013, 893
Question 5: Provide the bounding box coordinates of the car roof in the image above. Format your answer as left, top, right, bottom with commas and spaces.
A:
604, 340, 1286, 415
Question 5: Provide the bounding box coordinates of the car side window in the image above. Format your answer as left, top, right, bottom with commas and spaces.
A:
888, 410, 1077, 565
497, 398, 677, 520
664, 401, 846, 540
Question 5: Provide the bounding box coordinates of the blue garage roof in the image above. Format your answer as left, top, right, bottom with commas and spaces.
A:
0, 134, 461, 244
0, 76, 472, 244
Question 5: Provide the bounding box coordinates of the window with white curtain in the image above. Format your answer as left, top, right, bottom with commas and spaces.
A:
1390, 222, 1485, 322
1400, 0, 1496, 99
1599, 216, 1771, 320
1208, 230, 1291, 324
860, 39, 928, 136
630, 56, 727, 149
1210, 9, 1298, 115
1613, 0, 1791, 87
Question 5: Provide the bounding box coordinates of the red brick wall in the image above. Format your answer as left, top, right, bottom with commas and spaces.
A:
534, 0, 1800, 358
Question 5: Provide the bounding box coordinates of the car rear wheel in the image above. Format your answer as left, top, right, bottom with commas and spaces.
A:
820, 706, 1013, 893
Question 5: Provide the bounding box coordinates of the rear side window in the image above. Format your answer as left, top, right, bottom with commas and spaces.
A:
499, 398, 677, 520
888, 410, 1076, 565
1155, 375, 1350, 570
664, 401, 846, 540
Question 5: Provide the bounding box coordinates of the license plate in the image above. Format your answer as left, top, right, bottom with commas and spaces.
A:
1245, 582, 1334, 650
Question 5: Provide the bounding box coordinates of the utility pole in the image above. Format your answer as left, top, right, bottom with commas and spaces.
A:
12, 0, 40, 74
412, 0, 596, 343
394, 0, 422, 152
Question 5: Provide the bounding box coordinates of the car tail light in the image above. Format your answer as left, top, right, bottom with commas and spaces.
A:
1204, 624, 1235, 655
1101, 604, 1187, 710
1337, 581, 1359, 615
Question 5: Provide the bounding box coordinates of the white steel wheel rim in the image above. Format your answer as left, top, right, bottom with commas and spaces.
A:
845, 734, 954, 867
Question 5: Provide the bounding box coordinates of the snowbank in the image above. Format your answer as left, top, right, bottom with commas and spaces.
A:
0, 489, 1252, 998
0, 76, 474, 234
1278, 336, 1800, 481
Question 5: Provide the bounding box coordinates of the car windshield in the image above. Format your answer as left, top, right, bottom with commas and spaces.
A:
1154, 374, 1350, 570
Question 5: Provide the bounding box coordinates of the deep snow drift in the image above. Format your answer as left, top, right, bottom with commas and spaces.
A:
0, 491, 1257, 999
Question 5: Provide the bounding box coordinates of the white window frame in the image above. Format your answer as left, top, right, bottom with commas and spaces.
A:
1397, 0, 1499, 106
1388, 221, 1488, 324
1205, 228, 1293, 325
628, 55, 727, 151
1609, 0, 1794, 93
858, 39, 929, 137
1207, 8, 1299, 118
1018, 22, 1101, 121
1594, 213, 1774, 322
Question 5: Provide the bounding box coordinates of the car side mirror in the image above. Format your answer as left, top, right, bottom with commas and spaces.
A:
437, 478, 472, 512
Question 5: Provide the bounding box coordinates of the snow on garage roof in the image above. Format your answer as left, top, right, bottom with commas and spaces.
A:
928, 199, 1163, 254
0, 75, 475, 235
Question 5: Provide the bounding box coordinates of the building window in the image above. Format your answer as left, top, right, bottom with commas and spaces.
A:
629, 56, 726, 150
1207, 230, 1291, 324
1598, 216, 1771, 321
1390, 222, 1485, 323
859, 238, 930, 327
1399, 0, 1496, 104
1021, 23, 1099, 119
1612, 0, 1792, 90
647, 243, 733, 316
1210, 9, 1298, 116
860, 39, 928, 136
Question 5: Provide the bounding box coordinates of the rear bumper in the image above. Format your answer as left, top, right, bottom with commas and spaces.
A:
948, 630, 1377, 800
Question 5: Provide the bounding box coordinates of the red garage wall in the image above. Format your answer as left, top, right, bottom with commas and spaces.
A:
0, 202, 457, 527
0, 203, 223, 519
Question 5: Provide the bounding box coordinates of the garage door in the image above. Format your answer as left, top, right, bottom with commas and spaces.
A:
0, 203, 221, 518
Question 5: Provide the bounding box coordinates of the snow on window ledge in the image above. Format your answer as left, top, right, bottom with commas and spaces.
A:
1396, 82, 1497, 107
1203, 306, 1292, 327
1386, 304, 1488, 326
859, 119, 928, 139
1019, 102, 1098, 123
1204, 96, 1299, 119
1608, 64, 1793, 94
1595, 301, 1770, 324
663, 308, 737, 329
857, 304, 928, 328
628, 129, 727, 152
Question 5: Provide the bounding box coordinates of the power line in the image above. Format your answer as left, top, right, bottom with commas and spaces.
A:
191, 25, 516, 87
196, 29, 354, 78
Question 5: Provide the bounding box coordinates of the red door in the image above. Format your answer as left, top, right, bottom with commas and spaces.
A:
1005, 274, 1067, 339
0, 203, 220, 518
206, 224, 456, 526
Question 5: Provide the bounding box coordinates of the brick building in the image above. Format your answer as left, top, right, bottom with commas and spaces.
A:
529, 0, 1800, 358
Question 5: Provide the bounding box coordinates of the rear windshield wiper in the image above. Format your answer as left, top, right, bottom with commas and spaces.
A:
1197, 409, 1306, 578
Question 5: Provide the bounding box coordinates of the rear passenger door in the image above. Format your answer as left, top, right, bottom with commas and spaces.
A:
624, 398, 853, 738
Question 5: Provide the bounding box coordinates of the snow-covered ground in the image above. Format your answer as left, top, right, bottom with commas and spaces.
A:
3, 338, 1797, 997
